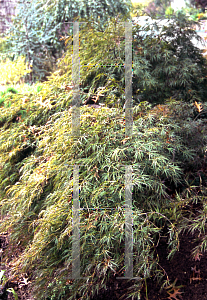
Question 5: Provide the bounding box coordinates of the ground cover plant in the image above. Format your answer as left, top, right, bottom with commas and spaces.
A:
0, 14, 207, 300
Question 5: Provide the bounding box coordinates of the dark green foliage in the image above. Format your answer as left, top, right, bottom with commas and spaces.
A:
5, 87, 18, 94
50, 0, 133, 29
133, 13, 207, 103
0, 88, 18, 107
0, 95, 4, 106
194, 0, 207, 11
55, 13, 207, 107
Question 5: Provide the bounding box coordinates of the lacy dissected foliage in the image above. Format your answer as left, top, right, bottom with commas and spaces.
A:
52, 0, 133, 27
0, 15, 207, 300
0, 75, 207, 299
53, 14, 207, 108
133, 13, 207, 104
3, 0, 132, 83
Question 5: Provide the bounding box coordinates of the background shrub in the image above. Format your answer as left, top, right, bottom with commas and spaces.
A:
3, 0, 133, 84
0, 56, 32, 85
53, 13, 207, 108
